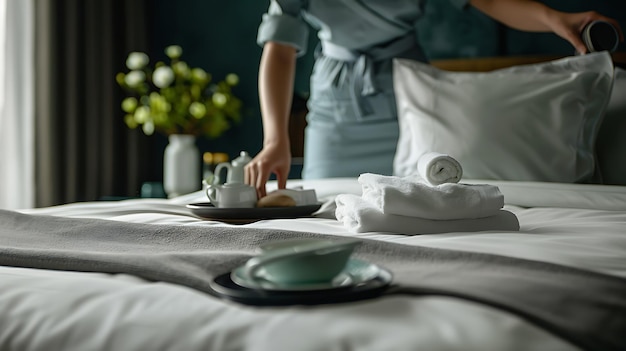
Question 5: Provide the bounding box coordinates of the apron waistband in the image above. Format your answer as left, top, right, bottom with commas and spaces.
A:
319, 32, 417, 119
321, 32, 417, 62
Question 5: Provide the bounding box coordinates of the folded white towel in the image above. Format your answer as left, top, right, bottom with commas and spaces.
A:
359, 173, 504, 220
417, 152, 463, 185
335, 194, 519, 234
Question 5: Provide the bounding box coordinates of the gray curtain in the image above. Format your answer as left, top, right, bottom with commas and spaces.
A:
34, 0, 155, 207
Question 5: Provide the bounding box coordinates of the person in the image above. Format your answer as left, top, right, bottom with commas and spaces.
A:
245, 0, 624, 197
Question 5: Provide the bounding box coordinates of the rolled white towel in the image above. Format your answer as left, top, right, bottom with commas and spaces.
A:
335, 194, 519, 235
358, 173, 504, 220
418, 152, 463, 185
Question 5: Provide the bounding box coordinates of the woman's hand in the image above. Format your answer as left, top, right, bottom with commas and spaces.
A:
547, 11, 624, 54
470, 0, 624, 54
245, 142, 291, 199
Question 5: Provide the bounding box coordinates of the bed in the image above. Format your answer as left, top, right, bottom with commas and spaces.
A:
1, 52, 625, 351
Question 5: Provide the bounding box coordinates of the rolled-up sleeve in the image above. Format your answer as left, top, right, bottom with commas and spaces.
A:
257, 0, 310, 56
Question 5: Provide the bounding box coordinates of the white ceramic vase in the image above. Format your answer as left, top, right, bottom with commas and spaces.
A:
163, 134, 200, 198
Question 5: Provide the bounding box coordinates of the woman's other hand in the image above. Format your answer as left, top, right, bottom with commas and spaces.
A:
470, 0, 624, 54
249, 41, 297, 198
547, 11, 624, 54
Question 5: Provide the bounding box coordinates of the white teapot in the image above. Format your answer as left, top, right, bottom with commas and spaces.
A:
214, 151, 251, 184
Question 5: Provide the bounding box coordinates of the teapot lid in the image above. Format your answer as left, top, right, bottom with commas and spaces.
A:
232, 151, 252, 167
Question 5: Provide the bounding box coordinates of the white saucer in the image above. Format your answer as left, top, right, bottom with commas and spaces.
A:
231, 258, 388, 292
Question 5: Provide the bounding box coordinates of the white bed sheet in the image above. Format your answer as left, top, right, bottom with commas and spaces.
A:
3, 178, 626, 351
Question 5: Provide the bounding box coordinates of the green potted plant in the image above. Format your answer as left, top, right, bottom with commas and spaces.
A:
116, 44, 242, 138
116, 45, 243, 197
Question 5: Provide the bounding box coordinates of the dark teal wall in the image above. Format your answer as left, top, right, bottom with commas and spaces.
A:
149, 1, 267, 165
150, 0, 625, 169
416, 2, 502, 59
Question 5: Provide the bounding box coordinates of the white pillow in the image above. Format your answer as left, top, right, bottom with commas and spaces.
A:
393, 52, 614, 183
596, 67, 626, 185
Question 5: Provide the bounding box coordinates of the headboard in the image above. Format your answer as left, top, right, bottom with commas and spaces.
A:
430, 52, 626, 71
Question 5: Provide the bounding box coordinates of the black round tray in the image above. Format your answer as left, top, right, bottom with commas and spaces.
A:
187, 202, 322, 223
209, 270, 393, 306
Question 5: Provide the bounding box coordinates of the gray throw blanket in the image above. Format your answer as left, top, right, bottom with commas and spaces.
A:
1, 209, 625, 351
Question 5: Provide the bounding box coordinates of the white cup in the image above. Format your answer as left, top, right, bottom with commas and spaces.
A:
581, 20, 619, 53
206, 183, 257, 208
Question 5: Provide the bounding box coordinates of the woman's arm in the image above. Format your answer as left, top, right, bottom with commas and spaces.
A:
469, 0, 624, 54
245, 41, 297, 198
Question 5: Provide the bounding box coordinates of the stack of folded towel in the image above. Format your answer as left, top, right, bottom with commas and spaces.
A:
335, 153, 520, 234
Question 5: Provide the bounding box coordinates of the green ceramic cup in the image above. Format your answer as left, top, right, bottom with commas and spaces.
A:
243, 238, 361, 286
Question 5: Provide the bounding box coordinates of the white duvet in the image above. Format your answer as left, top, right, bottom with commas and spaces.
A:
2, 178, 625, 351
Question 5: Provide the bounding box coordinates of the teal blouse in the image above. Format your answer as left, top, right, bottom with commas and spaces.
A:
257, 0, 470, 179
258, 0, 469, 55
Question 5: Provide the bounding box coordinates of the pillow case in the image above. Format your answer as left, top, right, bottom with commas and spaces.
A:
392, 52, 614, 183
596, 67, 626, 185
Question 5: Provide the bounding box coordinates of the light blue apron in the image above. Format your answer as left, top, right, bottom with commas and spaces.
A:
301, 1, 428, 179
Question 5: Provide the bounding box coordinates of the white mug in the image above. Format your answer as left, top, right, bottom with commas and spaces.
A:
206, 183, 257, 208
581, 20, 619, 53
